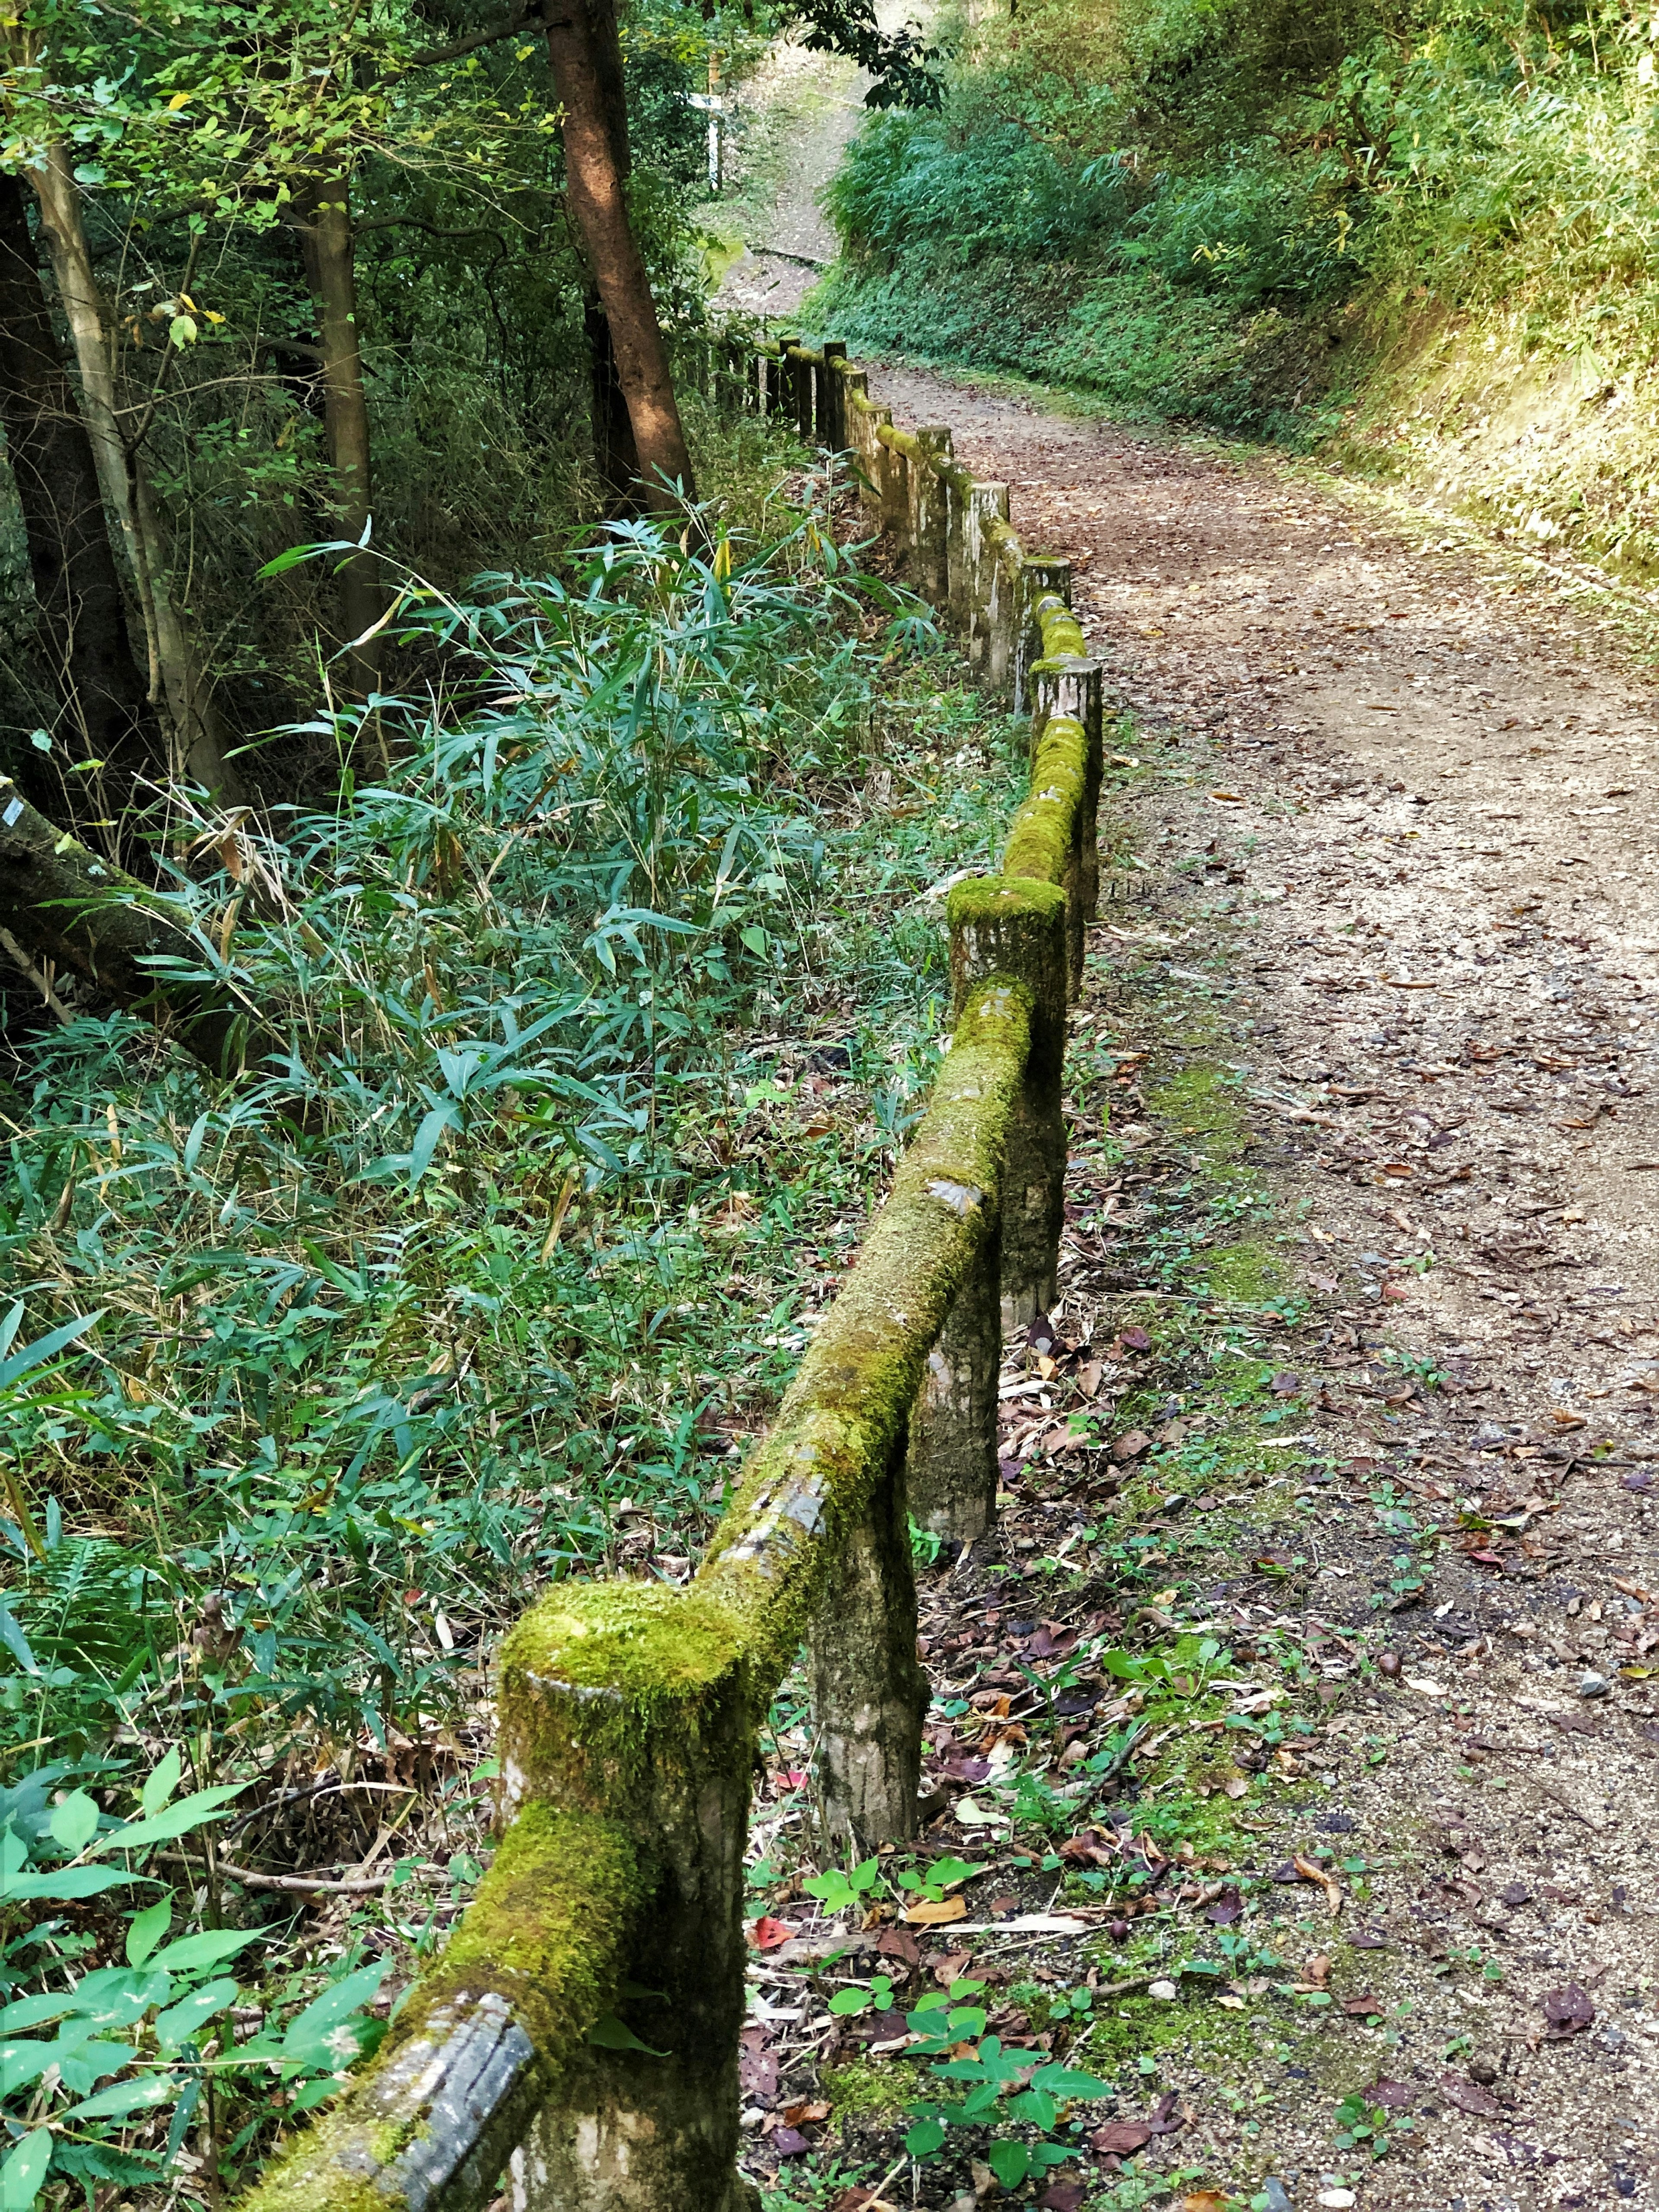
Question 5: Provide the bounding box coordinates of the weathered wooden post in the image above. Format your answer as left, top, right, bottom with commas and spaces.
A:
877, 425, 910, 551
1037, 655, 1103, 939
947, 880, 1067, 1328
820, 340, 847, 452
856, 399, 892, 521
810, 1440, 928, 1846
958, 483, 1009, 678
985, 530, 1019, 693
1014, 557, 1072, 713
789, 346, 813, 442
911, 427, 953, 608
500, 1586, 755, 2212
906, 1230, 1001, 1541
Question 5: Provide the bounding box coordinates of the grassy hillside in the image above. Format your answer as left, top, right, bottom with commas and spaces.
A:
814, 0, 1659, 577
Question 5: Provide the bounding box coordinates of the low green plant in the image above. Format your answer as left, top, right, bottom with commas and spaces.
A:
0, 1749, 387, 2206
901, 1977, 1113, 2189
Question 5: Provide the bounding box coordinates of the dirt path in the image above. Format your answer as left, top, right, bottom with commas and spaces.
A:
831, 365, 1659, 2209
741, 375, 1659, 2212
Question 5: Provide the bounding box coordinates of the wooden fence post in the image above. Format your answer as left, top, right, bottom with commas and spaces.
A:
878, 427, 909, 551
947, 879, 1068, 1328
906, 1225, 1001, 1542
790, 347, 813, 441
820, 340, 847, 452
1014, 557, 1072, 714
1055, 658, 1103, 932
962, 484, 1009, 681
499, 1588, 756, 2212
810, 1441, 927, 1847
911, 427, 952, 608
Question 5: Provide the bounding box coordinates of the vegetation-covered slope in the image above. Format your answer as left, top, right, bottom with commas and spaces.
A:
817, 0, 1659, 575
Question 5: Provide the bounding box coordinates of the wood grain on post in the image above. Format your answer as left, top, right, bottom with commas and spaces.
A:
810, 1443, 926, 1846
911, 427, 953, 608
947, 879, 1068, 1328
820, 340, 847, 452
499, 1586, 756, 2212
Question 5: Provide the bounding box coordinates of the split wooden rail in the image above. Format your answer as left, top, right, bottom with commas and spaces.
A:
245, 335, 1106, 2212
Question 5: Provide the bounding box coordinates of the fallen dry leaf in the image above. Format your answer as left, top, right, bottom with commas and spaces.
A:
749, 1916, 798, 1951
1440, 2073, 1504, 2119
1293, 1854, 1344, 1916
903, 1894, 967, 1926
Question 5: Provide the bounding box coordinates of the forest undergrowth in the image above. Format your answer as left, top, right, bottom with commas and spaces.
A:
812, 0, 1659, 582
0, 414, 1038, 2207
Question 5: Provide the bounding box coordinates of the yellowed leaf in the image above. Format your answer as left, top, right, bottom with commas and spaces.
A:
903, 1894, 967, 1926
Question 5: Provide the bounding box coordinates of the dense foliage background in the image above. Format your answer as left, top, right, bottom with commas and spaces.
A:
817, 0, 1659, 451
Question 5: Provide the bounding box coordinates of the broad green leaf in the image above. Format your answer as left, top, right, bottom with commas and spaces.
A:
59, 2072, 177, 2123
156, 1978, 239, 2053
826, 1988, 869, 2016
0, 1993, 76, 2035
586, 2013, 667, 2055
86, 1783, 245, 1856
49, 1791, 100, 1854
1028, 2063, 1114, 2098
127, 1895, 173, 1967
903, 2116, 946, 2158
0, 1308, 103, 1392
280, 1962, 388, 2070
141, 1748, 183, 1819
0, 1866, 145, 1905
55, 1966, 171, 2030
0, 2041, 56, 2098
988, 2140, 1029, 2188
151, 1927, 260, 1975
0, 2128, 52, 2211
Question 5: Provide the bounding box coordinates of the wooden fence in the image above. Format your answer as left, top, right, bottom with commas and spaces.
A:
245, 333, 1105, 2212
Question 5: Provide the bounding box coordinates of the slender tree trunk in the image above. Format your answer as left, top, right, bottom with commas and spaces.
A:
27, 143, 239, 798
546, 0, 697, 509
0, 171, 161, 807
292, 172, 383, 696
585, 295, 640, 512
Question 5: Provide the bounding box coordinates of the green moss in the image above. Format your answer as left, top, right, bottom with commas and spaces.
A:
944, 874, 1066, 931
1198, 1239, 1285, 1302
502, 1581, 747, 1725
410, 1802, 646, 2061
1003, 716, 1086, 887
1145, 1063, 1248, 1161
820, 2057, 919, 2117
699, 978, 1029, 1685
1083, 1986, 1265, 2073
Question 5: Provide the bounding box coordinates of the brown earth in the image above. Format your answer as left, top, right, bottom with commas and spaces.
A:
739, 372, 1659, 2212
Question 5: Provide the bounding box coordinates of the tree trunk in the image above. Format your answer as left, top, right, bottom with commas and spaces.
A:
27, 143, 240, 798
579, 0, 642, 513
0, 773, 275, 1074
546, 0, 696, 510
0, 171, 161, 808
293, 172, 383, 696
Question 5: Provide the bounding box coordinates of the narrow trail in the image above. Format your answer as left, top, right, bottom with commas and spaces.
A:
845, 365, 1659, 2206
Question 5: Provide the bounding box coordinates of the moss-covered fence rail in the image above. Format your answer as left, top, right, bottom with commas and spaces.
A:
244, 352, 1106, 2212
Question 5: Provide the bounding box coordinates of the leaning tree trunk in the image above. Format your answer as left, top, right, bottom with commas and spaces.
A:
0, 171, 162, 812
0, 774, 274, 1074
27, 143, 240, 798
546, 0, 696, 509
293, 171, 383, 696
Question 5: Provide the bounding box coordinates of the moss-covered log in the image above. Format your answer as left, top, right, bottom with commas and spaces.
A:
0, 776, 275, 1074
